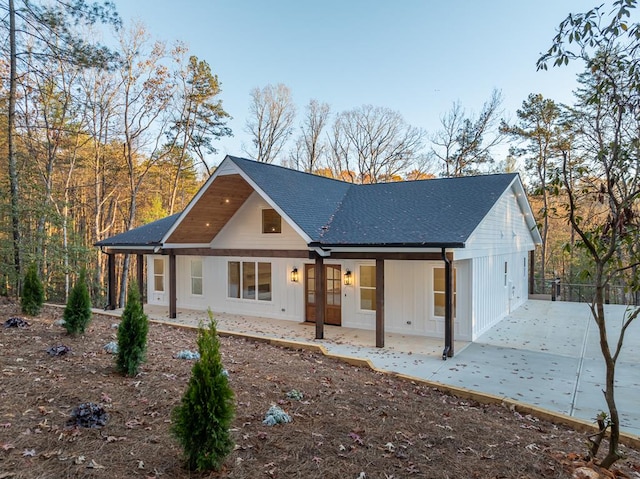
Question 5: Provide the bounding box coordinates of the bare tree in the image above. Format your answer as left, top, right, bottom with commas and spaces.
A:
245, 83, 296, 163
114, 23, 176, 306
289, 99, 330, 172
327, 105, 426, 183
431, 89, 503, 177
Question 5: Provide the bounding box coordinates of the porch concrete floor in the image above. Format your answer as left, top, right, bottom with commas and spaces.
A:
99, 300, 640, 437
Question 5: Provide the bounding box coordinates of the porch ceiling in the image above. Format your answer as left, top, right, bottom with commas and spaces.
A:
165, 174, 254, 244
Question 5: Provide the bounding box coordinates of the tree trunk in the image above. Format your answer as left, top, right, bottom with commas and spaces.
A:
8, 0, 21, 293
594, 273, 621, 469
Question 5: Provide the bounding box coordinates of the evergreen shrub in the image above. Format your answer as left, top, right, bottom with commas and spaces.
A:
172, 311, 235, 471
21, 264, 44, 316
63, 270, 92, 335
116, 282, 148, 376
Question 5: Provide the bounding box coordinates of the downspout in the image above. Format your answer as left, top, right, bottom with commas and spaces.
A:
441, 248, 454, 360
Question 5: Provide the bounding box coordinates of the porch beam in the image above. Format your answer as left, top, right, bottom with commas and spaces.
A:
163, 248, 309, 258
376, 258, 385, 348
169, 253, 177, 319
315, 255, 325, 340
107, 252, 116, 310
329, 252, 453, 261
136, 254, 144, 303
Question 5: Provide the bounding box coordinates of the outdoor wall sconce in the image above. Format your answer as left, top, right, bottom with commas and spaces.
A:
290, 267, 299, 283
344, 270, 352, 286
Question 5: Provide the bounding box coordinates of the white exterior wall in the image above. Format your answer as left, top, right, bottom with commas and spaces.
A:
146, 183, 537, 342
147, 254, 305, 322
462, 186, 535, 340
384, 260, 472, 341
212, 192, 308, 250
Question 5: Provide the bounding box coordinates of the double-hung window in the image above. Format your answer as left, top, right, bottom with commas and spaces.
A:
433, 268, 456, 317
191, 259, 203, 296
153, 258, 164, 292
359, 265, 376, 311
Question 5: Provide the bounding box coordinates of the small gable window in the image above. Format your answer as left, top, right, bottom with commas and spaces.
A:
262, 209, 281, 234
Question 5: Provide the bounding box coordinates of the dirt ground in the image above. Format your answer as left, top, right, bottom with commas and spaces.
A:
1, 301, 639, 479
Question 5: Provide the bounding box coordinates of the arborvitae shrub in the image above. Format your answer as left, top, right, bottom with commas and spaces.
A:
63, 270, 92, 335
21, 263, 44, 316
116, 282, 148, 376
172, 311, 235, 471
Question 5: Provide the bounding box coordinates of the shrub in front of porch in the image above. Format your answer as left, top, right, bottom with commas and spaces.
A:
63, 270, 92, 335
171, 311, 235, 472
116, 282, 148, 376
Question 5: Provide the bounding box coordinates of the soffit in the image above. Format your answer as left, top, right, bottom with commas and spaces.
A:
165, 174, 254, 244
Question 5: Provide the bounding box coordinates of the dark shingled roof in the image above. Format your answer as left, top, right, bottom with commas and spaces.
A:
318, 173, 518, 246
227, 156, 351, 240
95, 213, 180, 248
96, 157, 521, 249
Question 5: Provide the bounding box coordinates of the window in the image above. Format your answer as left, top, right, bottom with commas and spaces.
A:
228, 261, 272, 301
191, 259, 203, 296
228, 261, 240, 298
359, 265, 376, 311
153, 258, 164, 292
262, 209, 282, 234
433, 268, 456, 317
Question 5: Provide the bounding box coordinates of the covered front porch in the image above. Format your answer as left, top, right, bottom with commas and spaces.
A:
100, 303, 470, 359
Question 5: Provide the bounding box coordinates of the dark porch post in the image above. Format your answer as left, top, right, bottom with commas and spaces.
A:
375, 258, 385, 348
107, 252, 116, 310
528, 250, 535, 295
315, 255, 325, 340
169, 253, 177, 319
442, 249, 454, 359
136, 254, 144, 303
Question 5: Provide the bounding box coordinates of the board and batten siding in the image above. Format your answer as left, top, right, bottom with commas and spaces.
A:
383, 260, 472, 341
461, 185, 535, 339
211, 191, 308, 250
147, 254, 305, 322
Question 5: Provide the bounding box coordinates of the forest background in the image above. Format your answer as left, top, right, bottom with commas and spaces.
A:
0, 0, 635, 307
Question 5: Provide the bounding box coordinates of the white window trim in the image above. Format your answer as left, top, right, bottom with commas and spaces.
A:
227, 261, 273, 302
153, 258, 165, 293
433, 266, 456, 319
357, 262, 377, 313
190, 258, 203, 297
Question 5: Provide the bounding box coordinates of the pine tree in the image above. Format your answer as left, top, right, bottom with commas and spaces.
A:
63, 270, 92, 335
116, 282, 148, 376
172, 311, 235, 471
21, 263, 44, 316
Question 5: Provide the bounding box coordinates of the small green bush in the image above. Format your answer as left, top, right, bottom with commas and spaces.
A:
172, 311, 235, 472
116, 282, 148, 377
21, 263, 44, 316
63, 270, 92, 335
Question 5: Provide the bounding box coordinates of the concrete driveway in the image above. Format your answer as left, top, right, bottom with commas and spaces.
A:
116, 299, 640, 436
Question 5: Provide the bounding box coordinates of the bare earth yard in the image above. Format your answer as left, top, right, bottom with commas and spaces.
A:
1, 301, 639, 479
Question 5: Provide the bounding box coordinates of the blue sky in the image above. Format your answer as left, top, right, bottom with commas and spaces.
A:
111, 0, 590, 168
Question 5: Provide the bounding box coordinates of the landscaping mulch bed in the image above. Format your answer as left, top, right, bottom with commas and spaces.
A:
1, 300, 639, 478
